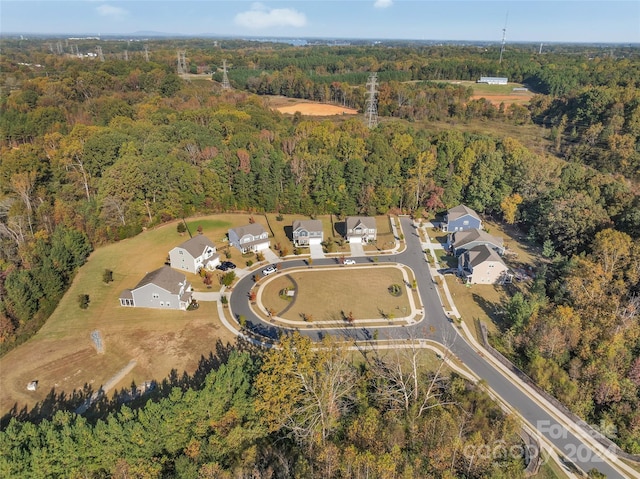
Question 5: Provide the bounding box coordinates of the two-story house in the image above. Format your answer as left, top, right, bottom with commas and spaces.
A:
228, 224, 270, 253
442, 205, 482, 232
119, 266, 192, 310
169, 235, 220, 274
292, 219, 324, 247
345, 217, 377, 244
450, 229, 504, 256
458, 244, 509, 285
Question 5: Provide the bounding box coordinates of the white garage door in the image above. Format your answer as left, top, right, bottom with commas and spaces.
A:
309, 237, 322, 245
349, 236, 362, 244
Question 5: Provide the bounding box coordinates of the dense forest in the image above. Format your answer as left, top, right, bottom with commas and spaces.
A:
0, 336, 527, 478
0, 38, 639, 468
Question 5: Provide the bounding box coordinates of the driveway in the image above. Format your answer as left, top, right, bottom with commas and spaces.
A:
309, 242, 325, 259
263, 248, 281, 263
348, 241, 365, 257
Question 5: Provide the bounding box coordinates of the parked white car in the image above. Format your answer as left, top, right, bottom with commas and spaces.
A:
344, 259, 356, 265
262, 265, 277, 276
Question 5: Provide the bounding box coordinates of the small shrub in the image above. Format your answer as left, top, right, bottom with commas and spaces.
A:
280, 247, 289, 257
102, 269, 113, 283
220, 295, 228, 305
238, 315, 247, 328
197, 225, 203, 234
256, 252, 265, 262
388, 284, 402, 297
246, 260, 253, 267
276, 213, 284, 221
78, 294, 90, 309
224, 249, 232, 259
177, 222, 186, 234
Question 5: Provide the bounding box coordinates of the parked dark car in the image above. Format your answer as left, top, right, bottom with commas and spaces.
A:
216, 261, 236, 271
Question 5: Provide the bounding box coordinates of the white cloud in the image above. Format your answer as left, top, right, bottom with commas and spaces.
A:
374, 0, 393, 9
235, 2, 306, 29
96, 4, 127, 17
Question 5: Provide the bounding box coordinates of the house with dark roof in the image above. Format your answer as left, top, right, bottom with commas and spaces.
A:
169, 235, 220, 274
458, 244, 510, 285
228, 223, 270, 253
442, 205, 482, 232
345, 217, 377, 244
119, 266, 192, 310
450, 228, 504, 256
292, 219, 323, 246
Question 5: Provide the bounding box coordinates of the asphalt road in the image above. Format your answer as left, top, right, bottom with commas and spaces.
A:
229, 216, 627, 479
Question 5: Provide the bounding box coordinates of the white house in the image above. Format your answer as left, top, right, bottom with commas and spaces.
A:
169, 235, 220, 274
292, 219, 323, 246
477, 76, 508, 85
119, 266, 192, 310
345, 217, 377, 244
458, 244, 510, 285
228, 224, 270, 253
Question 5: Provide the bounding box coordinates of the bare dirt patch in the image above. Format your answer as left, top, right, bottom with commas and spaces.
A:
267, 96, 359, 116
470, 92, 534, 107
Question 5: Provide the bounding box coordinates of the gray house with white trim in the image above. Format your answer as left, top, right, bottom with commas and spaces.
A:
443, 205, 482, 233
345, 217, 377, 244
450, 229, 504, 256
228, 224, 270, 253
169, 235, 220, 274
119, 266, 192, 310
292, 219, 323, 246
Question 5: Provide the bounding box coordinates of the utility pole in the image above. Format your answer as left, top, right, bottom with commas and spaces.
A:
177, 50, 187, 75
499, 11, 509, 65
96, 45, 105, 62
365, 72, 379, 129
221, 59, 231, 90
539, 43, 543, 54
123, 50, 128, 61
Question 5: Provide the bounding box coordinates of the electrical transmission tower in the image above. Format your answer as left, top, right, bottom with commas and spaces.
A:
177, 50, 187, 75
143, 45, 150, 62
123, 50, 128, 61
221, 59, 231, 90
96, 46, 105, 62
499, 11, 509, 64
365, 72, 379, 129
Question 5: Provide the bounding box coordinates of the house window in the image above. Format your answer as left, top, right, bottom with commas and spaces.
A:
152, 293, 159, 299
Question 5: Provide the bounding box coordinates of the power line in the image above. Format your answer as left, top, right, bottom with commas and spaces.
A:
499, 11, 509, 65
365, 72, 379, 129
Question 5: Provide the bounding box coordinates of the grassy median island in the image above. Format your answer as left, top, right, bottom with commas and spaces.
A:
260, 266, 412, 323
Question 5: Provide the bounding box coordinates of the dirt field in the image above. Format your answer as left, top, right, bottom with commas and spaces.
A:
470, 92, 534, 107
267, 96, 359, 116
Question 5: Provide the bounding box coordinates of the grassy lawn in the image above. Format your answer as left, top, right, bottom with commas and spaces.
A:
0, 215, 254, 416
261, 266, 412, 322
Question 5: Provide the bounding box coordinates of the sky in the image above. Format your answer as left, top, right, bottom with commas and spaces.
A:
1, 0, 639, 43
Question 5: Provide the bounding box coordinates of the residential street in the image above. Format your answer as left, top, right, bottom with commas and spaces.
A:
228, 216, 634, 479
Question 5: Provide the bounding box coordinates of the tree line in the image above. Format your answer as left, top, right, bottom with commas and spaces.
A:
0, 335, 527, 478
0, 40, 639, 453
